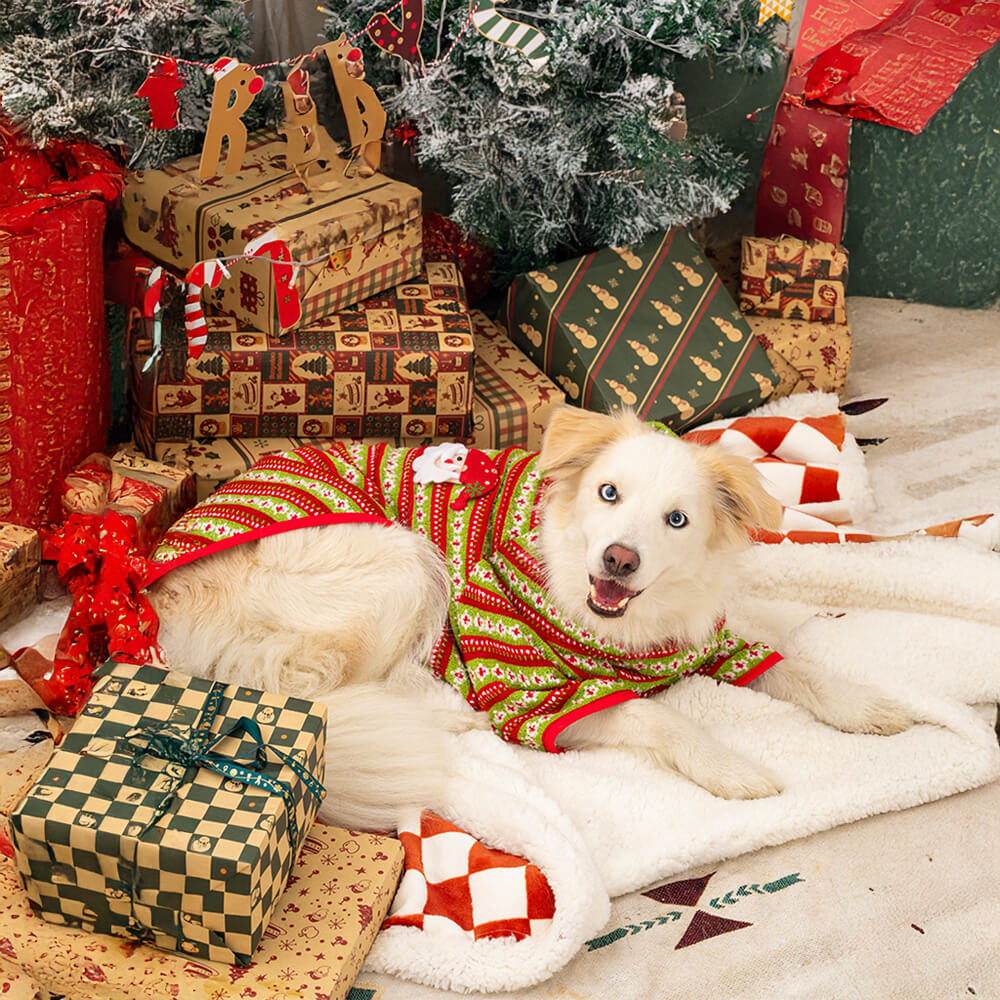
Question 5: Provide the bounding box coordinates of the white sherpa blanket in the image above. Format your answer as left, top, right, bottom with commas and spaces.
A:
365, 395, 1000, 993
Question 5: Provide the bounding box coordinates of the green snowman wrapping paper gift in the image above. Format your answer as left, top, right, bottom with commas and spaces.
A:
503, 228, 780, 431
9, 660, 326, 966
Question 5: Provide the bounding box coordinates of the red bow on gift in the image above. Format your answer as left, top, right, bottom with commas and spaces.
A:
39, 513, 161, 715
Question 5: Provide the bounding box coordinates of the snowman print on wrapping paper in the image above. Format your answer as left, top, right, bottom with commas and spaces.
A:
190, 835, 214, 853
256, 705, 277, 726
413, 443, 502, 511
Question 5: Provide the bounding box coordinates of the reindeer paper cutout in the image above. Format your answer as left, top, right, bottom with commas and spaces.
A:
278, 57, 343, 187
314, 36, 387, 176
199, 58, 264, 181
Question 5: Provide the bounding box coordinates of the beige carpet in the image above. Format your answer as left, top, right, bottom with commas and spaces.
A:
354, 297, 1000, 1000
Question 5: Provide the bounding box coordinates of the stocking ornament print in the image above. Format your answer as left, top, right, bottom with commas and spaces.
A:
366, 0, 425, 68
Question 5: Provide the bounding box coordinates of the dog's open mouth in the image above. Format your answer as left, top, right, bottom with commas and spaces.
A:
587, 575, 642, 618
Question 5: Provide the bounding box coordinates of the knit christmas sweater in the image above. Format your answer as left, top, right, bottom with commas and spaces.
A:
147, 443, 781, 752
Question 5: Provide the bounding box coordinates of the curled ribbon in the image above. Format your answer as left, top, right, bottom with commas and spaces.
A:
41, 512, 160, 715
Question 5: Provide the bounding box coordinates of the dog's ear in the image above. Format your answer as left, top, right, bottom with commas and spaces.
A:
702, 446, 783, 547
539, 407, 642, 480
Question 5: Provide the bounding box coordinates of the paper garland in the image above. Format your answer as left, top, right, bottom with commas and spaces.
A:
469, 0, 551, 70
366, 0, 425, 67
134, 57, 185, 130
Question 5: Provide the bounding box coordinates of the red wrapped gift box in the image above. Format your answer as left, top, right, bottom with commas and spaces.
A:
0, 128, 124, 529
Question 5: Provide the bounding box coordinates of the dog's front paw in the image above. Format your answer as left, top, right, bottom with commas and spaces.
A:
645, 745, 784, 800
816, 682, 914, 736
696, 759, 785, 801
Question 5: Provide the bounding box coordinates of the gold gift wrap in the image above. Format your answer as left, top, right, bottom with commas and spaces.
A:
0, 823, 403, 1000
471, 313, 565, 451
0, 525, 40, 632
740, 236, 849, 325
122, 132, 423, 336
745, 315, 852, 397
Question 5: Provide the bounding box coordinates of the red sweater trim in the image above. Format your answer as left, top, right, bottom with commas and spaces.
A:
144, 511, 392, 586
541, 689, 639, 753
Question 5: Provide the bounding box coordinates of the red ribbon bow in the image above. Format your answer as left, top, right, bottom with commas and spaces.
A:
42, 512, 161, 715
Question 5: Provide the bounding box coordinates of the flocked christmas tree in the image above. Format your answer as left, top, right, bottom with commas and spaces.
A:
0, 0, 272, 168
327, 0, 780, 276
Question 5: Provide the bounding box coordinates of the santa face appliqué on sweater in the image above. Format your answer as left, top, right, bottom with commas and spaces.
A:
148, 442, 780, 752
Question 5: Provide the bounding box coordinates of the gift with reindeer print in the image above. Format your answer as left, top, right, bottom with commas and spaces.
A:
8, 660, 326, 966
502, 229, 780, 432
121, 130, 423, 338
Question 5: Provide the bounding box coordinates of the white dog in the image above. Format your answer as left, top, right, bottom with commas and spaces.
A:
150, 407, 912, 829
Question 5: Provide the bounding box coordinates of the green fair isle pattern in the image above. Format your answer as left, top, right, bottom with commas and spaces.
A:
149, 444, 780, 751
504, 228, 780, 432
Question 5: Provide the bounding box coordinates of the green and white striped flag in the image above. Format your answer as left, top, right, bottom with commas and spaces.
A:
470, 0, 552, 70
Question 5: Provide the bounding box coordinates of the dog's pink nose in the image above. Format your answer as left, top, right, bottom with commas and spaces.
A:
603, 544, 640, 577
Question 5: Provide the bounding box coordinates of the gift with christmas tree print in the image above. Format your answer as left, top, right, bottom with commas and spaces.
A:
10, 660, 327, 967
503, 229, 780, 431
739, 235, 852, 396
129, 261, 474, 452
740, 236, 849, 324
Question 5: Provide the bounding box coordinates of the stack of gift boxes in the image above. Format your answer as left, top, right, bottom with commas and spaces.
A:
108, 130, 566, 497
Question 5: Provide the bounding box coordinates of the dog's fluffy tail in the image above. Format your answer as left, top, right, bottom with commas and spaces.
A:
314, 683, 460, 831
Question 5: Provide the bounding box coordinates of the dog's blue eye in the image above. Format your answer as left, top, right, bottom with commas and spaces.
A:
666, 510, 688, 528
598, 483, 618, 503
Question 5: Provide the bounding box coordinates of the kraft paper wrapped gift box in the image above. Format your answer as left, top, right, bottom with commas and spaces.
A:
0, 822, 403, 1000
121, 131, 423, 337
58, 450, 196, 556
470, 312, 564, 452
745, 314, 852, 397
503, 229, 780, 431
129, 261, 475, 452
9, 661, 327, 966
145, 438, 326, 502
0, 525, 41, 631
739, 235, 849, 324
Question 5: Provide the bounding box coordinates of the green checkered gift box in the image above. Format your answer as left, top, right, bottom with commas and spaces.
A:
503, 228, 780, 432
9, 661, 326, 966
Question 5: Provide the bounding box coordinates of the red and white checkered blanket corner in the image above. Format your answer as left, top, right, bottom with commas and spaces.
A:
683, 410, 998, 549
383, 811, 556, 941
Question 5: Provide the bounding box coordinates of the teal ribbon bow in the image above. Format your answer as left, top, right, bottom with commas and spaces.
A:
125, 681, 325, 847
119, 681, 325, 948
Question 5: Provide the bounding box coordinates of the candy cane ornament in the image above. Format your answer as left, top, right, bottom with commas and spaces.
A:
243, 233, 302, 332
470, 0, 551, 70
184, 259, 230, 360
141, 265, 166, 373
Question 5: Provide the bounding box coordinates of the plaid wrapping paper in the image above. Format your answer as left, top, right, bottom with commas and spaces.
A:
503, 229, 779, 432
9, 661, 326, 966
122, 131, 423, 337
745, 315, 852, 396
0, 525, 41, 631
130, 261, 475, 452
740, 236, 849, 324
470, 312, 564, 451
0, 823, 403, 1000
